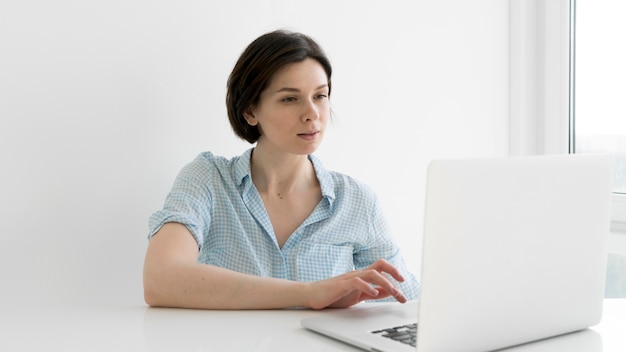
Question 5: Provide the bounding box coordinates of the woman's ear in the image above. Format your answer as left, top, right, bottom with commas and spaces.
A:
243, 108, 258, 126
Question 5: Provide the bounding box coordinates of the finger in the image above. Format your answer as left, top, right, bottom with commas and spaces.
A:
355, 269, 407, 303
347, 276, 380, 297
374, 286, 408, 303
367, 259, 405, 282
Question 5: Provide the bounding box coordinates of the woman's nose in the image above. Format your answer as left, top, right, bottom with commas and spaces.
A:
302, 99, 320, 121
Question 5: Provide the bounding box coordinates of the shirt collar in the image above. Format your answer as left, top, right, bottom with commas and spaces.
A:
235, 148, 336, 207
235, 148, 254, 187
308, 153, 336, 207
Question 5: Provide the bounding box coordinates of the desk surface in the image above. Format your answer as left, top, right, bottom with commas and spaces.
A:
1, 299, 624, 351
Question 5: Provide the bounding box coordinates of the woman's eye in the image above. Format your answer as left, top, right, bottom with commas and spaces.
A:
315, 94, 328, 100
282, 96, 296, 103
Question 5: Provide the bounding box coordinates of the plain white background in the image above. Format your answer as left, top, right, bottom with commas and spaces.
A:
0, 0, 510, 306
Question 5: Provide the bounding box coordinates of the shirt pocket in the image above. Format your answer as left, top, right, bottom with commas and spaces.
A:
295, 243, 354, 282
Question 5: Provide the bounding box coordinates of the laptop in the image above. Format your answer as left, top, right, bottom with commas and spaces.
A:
302, 153, 614, 352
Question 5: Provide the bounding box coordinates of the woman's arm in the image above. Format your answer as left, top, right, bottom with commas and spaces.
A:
143, 222, 407, 309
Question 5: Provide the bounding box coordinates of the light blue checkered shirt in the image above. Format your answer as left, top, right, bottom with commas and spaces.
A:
148, 148, 419, 301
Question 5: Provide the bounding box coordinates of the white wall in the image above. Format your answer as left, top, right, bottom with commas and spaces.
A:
0, 0, 509, 306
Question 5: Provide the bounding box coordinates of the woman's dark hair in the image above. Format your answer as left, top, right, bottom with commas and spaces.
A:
226, 30, 332, 143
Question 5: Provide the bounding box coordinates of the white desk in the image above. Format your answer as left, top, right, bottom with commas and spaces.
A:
1, 299, 624, 351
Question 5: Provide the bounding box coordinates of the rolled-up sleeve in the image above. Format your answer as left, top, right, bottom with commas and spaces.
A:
148, 160, 212, 249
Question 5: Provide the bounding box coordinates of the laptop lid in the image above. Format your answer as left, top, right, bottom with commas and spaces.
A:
417, 153, 613, 351
302, 153, 613, 352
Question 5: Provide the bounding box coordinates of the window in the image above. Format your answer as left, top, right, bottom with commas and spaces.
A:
573, 0, 626, 226
573, 1, 626, 298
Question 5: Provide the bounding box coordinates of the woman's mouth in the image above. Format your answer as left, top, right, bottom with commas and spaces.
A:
297, 131, 320, 141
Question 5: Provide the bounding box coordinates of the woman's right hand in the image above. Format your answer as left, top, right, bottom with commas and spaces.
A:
304, 259, 408, 310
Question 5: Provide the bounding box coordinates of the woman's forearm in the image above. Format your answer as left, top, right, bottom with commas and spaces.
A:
143, 259, 309, 309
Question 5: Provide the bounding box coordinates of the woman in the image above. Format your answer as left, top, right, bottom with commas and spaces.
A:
143, 30, 419, 309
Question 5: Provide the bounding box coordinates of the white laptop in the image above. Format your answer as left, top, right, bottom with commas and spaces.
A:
302, 154, 614, 352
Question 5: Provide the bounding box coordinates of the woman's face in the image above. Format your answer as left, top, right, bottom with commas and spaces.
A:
245, 58, 330, 156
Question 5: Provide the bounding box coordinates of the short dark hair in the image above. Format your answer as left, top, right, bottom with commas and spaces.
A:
226, 30, 332, 143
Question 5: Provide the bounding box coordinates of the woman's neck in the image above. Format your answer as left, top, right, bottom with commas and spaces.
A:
249, 146, 317, 197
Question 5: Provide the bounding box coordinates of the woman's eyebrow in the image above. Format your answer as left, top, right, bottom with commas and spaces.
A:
274, 84, 328, 94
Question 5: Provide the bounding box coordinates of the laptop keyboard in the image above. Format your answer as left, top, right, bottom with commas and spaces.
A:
371, 323, 418, 347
